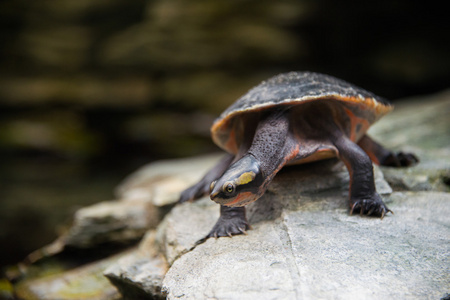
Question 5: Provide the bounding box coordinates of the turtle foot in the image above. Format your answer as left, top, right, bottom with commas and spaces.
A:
350, 193, 393, 219
382, 151, 419, 167
179, 154, 235, 204
196, 213, 251, 245
178, 181, 209, 204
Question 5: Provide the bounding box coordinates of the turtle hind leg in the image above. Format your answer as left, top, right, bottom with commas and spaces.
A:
197, 205, 250, 244
334, 135, 392, 218
358, 135, 419, 167
179, 154, 234, 203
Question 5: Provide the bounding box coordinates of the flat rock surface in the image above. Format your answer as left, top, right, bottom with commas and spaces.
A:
162, 192, 449, 300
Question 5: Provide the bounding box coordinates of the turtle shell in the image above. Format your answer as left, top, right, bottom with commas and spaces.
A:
211, 71, 393, 154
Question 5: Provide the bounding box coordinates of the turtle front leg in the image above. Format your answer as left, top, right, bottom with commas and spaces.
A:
179, 154, 235, 203
358, 135, 419, 167
197, 205, 251, 244
334, 135, 392, 218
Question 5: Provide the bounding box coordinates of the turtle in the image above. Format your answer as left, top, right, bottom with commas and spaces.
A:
179, 71, 418, 240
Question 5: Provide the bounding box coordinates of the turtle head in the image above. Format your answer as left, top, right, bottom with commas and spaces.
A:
210, 154, 264, 207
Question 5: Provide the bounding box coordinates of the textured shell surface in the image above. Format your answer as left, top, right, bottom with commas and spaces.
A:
211, 71, 392, 153
218, 71, 389, 120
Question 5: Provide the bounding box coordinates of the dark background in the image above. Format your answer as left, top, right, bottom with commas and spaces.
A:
0, 0, 448, 268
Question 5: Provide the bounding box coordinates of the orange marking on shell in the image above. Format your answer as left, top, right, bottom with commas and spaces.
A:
224, 129, 238, 154
343, 96, 393, 117
343, 106, 371, 141
211, 95, 393, 154
286, 144, 300, 162
287, 148, 337, 165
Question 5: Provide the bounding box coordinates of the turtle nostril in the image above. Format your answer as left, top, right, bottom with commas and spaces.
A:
210, 191, 219, 200
210, 181, 216, 193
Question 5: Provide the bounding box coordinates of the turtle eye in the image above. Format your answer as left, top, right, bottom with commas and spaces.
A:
223, 182, 235, 195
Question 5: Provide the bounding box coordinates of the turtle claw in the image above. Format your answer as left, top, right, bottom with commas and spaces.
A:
367, 206, 376, 216
350, 203, 356, 215
350, 193, 393, 219
238, 227, 248, 235
196, 215, 251, 245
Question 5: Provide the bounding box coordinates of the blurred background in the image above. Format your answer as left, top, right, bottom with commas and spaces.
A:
0, 0, 448, 268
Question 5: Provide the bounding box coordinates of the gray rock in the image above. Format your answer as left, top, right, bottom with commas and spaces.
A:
381, 167, 450, 192
116, 153, 223, 207
248, 160, 392, 224
162, 192, 450, 300
368, 90, 450, 153
369, 91, 450, 193
63, 198, 158, 248
13, 91, 450, 299
156, 198, 219, 266
280, 191, 449, 300
49, 154, 223, 251
163, 221, 297, 300
104, 231, 167, 300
